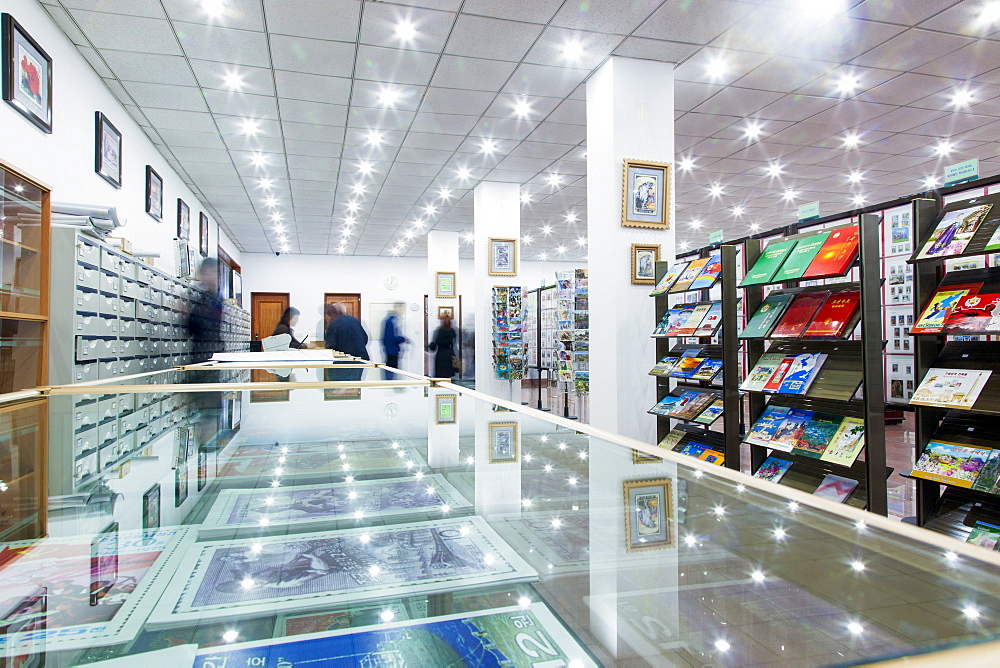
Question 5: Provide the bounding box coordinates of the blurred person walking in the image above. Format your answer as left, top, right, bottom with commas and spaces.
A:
381, 302, 407, 379
186, 258, 223, 362
324, 303, 370, 360
428, 314, 458, 379
272, 306, 302, 348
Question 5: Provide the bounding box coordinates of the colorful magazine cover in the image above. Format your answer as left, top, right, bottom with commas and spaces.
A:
670, 357, 706, 379
820, 417, 866, 466
812, 474, 859, 503
966, 522, 1000, 551
972, 450, 1000, 494
943, 293, 1000, 333
793, 412, 844, 458
911, 284, 983, 333
777, 352, 827, 395
692, 399, 725, 425
771, 409, 815, 452
740, 353, 788, 392
910, 368, 992, 409
691, 359, 724, 381
910, 440, 992, 488
744, 406, 792, 446
753, 457, 792, 483
648, 395, 683, 416
649, 261, 689, 295
916, 203, 993, 259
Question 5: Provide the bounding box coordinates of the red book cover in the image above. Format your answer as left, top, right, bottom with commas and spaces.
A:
943, 293, 1000, 333
804, 290, 862, 338
770, 291, 831, 338
803, 225, 860, 278
762, 356, 796, 393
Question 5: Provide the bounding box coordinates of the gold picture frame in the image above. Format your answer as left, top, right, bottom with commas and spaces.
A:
623, 478, 675, 552
437, 306, 455, 320
632, 449, 663, 464
436, 271, 456, 298
622, 159, 671, 229
435, 394, 457, 424
631, 243, 660, 285
488, 238, 518, 276
488, 422, 519, 463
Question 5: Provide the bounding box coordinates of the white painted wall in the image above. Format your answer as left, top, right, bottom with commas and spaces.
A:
239, 253, 580, 376
0, 0, 241, 274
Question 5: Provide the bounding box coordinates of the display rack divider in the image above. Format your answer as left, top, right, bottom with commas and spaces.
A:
741, 238, 767, 473
719, 244, 742, 469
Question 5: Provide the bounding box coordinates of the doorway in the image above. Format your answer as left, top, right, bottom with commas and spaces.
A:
251, 292, 289, 341
324, 293, 362, 328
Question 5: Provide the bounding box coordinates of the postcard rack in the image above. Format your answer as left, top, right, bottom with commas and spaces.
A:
649, 244, 741, 469
728, 213, 890, 514
910, 192, 1000, 534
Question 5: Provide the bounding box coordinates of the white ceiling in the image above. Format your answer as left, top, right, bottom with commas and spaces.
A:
39, 0, 1000, 259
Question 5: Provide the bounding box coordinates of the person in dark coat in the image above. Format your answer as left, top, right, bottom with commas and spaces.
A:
428, 315, 458, 379
380, 302, 407, 379
186, 258, 223, 362
324, 303, 370, 360
271, 307, 301, 348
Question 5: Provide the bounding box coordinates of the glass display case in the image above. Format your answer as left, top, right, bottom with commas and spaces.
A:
1, 361, 999, 666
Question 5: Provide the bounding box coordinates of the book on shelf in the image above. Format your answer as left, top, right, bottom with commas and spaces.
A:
662, 307, 695, 335
740, 293, 796, 338
910, 368, 992, 409
966, 521, 1000, 550
675, 303, 714, 335
649, 356, 680, 376
669, 392, 716, 421
745, 406, 793, 446
694, 302, 724, 337
649, 260, 690, 296
803, 225, 860, 278
819, 417, 866, 466
699, 449, 725, 465
691, 360, 724, 381
740, 238, 798, 287
812, 474, 859, 503
985, 222, 1000, 252
740, 353, 789, 392
943, 293, 1000, 333
754, 456, 792, 483
688, 253, 723, 290
653, 311, 672, 335
670, 257, 711, 293
678, 442, 708, 457
915, 202, 993, 260
774, 231, 832, 282
792, 412, 845, 458
670, 356, 707, 379
972, 450, 1000, 494
762, 356, 797, 393
777, 352, 828, 395
771, 291, 831, 338
648, 395, 683, 416
692, 399, 725, 425
910, 440, 993, 488
771, 408, 815, 452
911, 283, 983, 334
803, 290, 862, 338
657, 429, 688, 451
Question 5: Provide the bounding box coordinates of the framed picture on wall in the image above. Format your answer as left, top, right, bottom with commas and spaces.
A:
89, 521, 119, 606
145, 166, 163, 221
623, 478, 675, 552
489, 238, 518, 276
199, 212, 209, 257
95, 112, 122, 188
631, 243, 660, 285
436, 271, 456, 298
175, 465, 188, 507
141, 483, 160, 532
176, 199, 190, 240
437, 306, 454, 320
436, 394, 457, 424
488, 422, 518, 464
622, 159, 671, 229
2, 13, 52, 133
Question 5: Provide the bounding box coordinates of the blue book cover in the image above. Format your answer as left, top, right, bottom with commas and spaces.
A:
648, 395, 682, 416
679, 442, 708, 457
777, 352, 827, 395
744, 406, 792, 446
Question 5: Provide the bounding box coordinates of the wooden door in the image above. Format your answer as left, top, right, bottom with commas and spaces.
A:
324, 293, 361, 323
251, 292, 289, 341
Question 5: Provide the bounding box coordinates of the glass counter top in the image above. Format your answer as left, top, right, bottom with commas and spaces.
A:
1, 377, 999, 667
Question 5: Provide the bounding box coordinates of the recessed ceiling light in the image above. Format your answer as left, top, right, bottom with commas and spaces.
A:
743, 121, 763, 140
962, 605, 981, 620
376, 86, 403, 108
782, 189, 797, 201
847, 622, 864, 635
765, 163, 783, 177
404, 229, 415, 239
714, 640, 731, 652
950, 88, 975, 108
346, 201, 360, 212
480, 139, 498, 155
977, 1, 1000, 25
456, 166, 472, 180
934, 140, 954, 156
201, 0, 226, 18
835, 74, 860, 94
852, 193, 866, 206
263, 197, 278, 208
273, 224, 284, 234
922, 176, 940, 189
358, 161, 374, 175
240, 118, 259, 136
678, 157, 695, 172
690, 219, 702, 229
842, 132, 861, 149
732, 206, 744, 217
424, 204, 437, 216
249, 153, 267, 168
522, 235, 532, 245
705, 55, 729, 81
708, 183, 724, 198
565, 212, 578, 223
556, 245, 567, 255
351, 183, 366, 195
513, 98, 532, 119
222, 70, 243, 91
438, 187, 452, 200
679, 241, 690, 250
270, 212, 282, 222
344, 216, 356, 227
257, 177, 272, 189
222, 629, 239, 643
520, 192, 532, 204
541, 225, 552, 236
848, 170, 864, 183
576, 236, 587, 247
561, 40, 584, 62
548, 173, 563, 186
750, 223, 761, 231
394, 19, 417, 42
539, 252, 549, 261
463, 231, 474, 242
390, 247, 400, 256
366, 130, 383, 146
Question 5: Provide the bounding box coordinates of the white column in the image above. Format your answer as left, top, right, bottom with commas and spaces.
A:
473, 182, 522, 518
587, 57, 676, 444
427, 230, 459, 377
586, 57, 679, 660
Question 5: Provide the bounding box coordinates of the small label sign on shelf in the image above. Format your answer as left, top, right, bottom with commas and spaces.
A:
944, 158, 978, 186
709, 230, 723, 244
798, 201, 820, 221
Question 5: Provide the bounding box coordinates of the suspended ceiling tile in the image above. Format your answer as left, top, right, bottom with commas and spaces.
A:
281, 121, 346, 143
354, 44, 440, 86
190, 60, 276, 95
635, 0, 753, 45
690, 86, 784, 116
173, 22, 270, 66
410, 112, 480, 135
445, 15, 544, 62
163, 0, 263, 31
121, 81, 210, 112
611, 37, 701, 64
203, 89, 280, 119
269, 34, 356, 76
279, 99, 350, 126
850, 28, 975, 71
420, 87, 497, 116
359, 3, 456, 53
754, 95, 841, 123
68, 10, 181, 53
264, 0, 361, 41
522, 27, 625, 71
786, 17, 906, 64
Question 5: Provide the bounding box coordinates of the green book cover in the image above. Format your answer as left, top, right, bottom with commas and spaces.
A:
792, 412, 844, 458
739, 238, 799, 286
739, 293, 795, 338
774, 231, 832, 281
